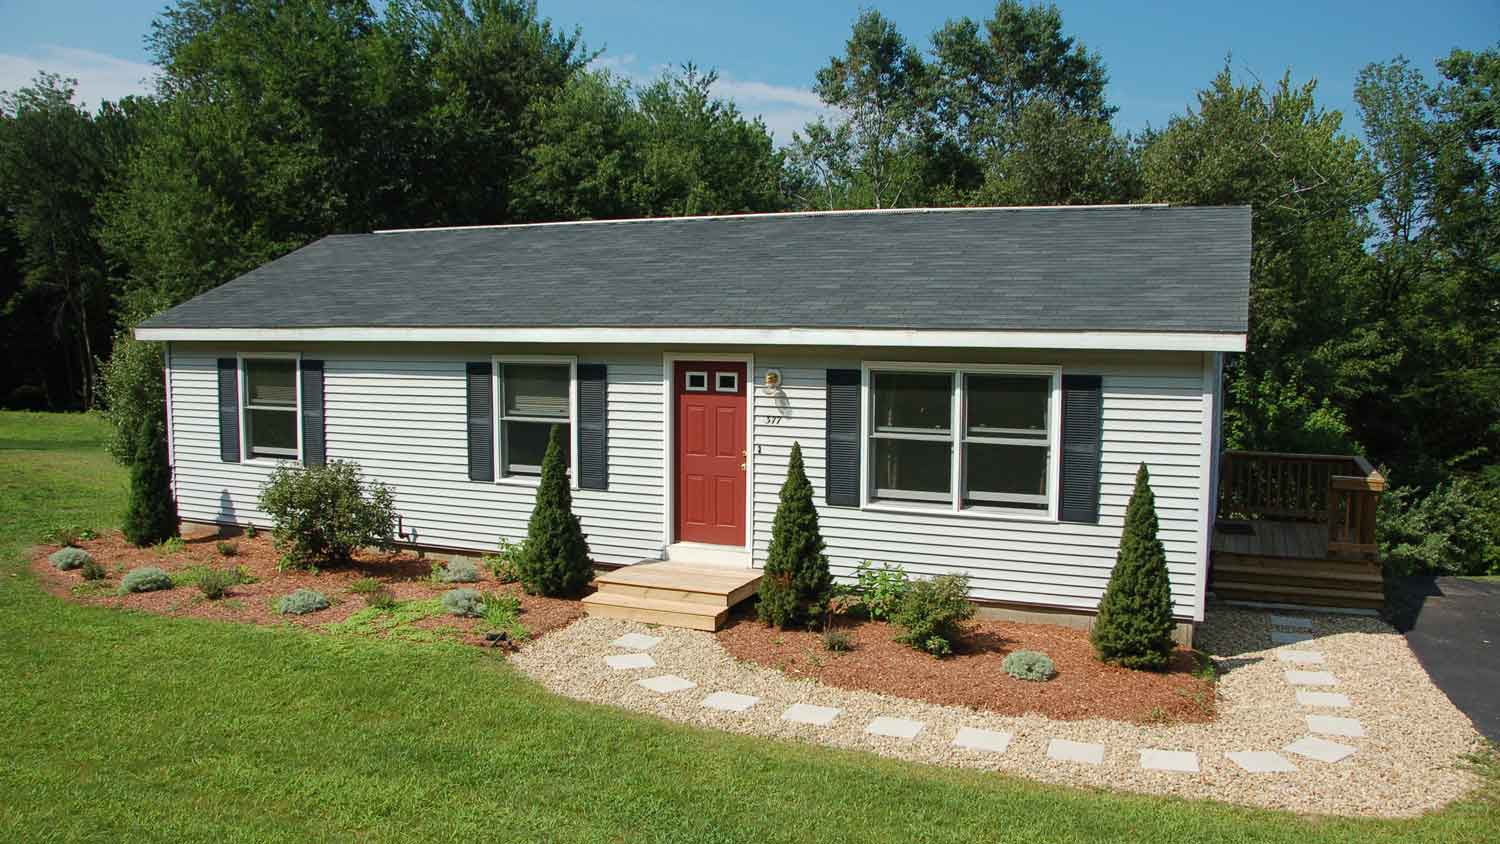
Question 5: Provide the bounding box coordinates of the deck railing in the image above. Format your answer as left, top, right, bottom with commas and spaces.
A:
1218, 450, 1387, 558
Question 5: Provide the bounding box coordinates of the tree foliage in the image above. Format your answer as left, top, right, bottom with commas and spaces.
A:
517, 425, 592, 597
121, 411, 180, 547
756, 442, 832, 629
1091, 465, 1176, 671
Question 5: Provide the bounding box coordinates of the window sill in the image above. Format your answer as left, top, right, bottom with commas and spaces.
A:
859, 502, 1059, 525
492, 476, 580, 491
244, 456, 301, 465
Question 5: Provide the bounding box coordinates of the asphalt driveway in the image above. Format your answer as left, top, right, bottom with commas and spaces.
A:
1390, 576, 1500, 742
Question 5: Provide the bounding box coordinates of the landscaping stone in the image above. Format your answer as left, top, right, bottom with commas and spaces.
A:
1276, 650, 1325, 664
637, 674, 697, 694
1046, 738, 1105, 765
1296, 691, 1352, 708
780, 703, 839, 726
1226, 751, 1298, 773
952, 726, 1012, 754
1270, 615, 1313, 629
864, 716, 924, 739
1284, 670, 1338, 686
611, 632, 663, 651
1285, 736, 1357, 763
605, 653, 655, 670
700, 691, 759, 712
1272, 630, 1314, 645
1306, 715, 1365, 737
1139, 749, 1199, 773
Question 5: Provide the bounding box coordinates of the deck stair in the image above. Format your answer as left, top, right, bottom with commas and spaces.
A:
583, 560, 761, 631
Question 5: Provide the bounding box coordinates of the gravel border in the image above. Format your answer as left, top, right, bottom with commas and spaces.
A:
511, 606, 1485, 817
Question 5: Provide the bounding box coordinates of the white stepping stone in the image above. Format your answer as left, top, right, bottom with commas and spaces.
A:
1271, 615, 1313, 629
1276, 650, 1325, 664
1226, 751, 1298, 773
611, 632, 663, 651
1296, 691, 1352, 708
1272, 630, 1313, 645
952, 727, 1013, 754
1306, 715, 1365, 737
701, 691, 759, 712
1284, 670, 1337, 686
1285, 736, 1357, 763
605, 653, 655, 670
636, 674, 696, 694
864, 717, 924, 739
781, 703, 840, 726
1047, 738, 1105, 765
1140, 749, 1199, 773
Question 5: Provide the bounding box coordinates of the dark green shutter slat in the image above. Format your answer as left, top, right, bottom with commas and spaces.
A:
1059, 374, 1103, 523
825, 369, 861, 506
466, 362, 494, 482
577, 364, 608, 490
299, 359, 326, 466
217, 358, 240, 463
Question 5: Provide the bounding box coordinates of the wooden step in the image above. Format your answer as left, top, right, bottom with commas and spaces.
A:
1212, 565, 1383, 591
594, 563, 761, 607
582, 591, 728, 631
1214, 556, 1383, 581
1212, 580, 1384, 609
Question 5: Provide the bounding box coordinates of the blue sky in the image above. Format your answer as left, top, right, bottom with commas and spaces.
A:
2, 0, 1496, 143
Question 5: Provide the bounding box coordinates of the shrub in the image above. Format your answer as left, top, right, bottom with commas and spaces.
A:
80, 557, 107, 581
364, 587, 398, 610
483, 538, 525, 583
216, 540, 239, 557
277, 588, 329, 615
1003, 650, 1056, 682
347, 577, 384, 594
517, 426, 593, 597
121, 411, 180, 547
197, 568, 237, 600
433, 558, 481, 583
44, 525, 96, 546
258, 460, 397, 569
152, 536, 186, 555
119, 566, 173, 594
99, 329, 165, 465
892, 574, 975, 656
245, 523, 257, 539
1091, 464, 1177, 671
233, 564, 258, 585
853, 560, 909, 621
442, 588, 485, 617
756, 442, 833, 628
48, 547, 92, 571
1380, 477, 1500, 577
822, 629, 853, 652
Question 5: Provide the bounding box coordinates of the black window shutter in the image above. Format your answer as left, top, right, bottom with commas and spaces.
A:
1059, 374, 1103, 523
825, 369, 861, 506
466, 362, 494, 482
577, 364, 608, 490
217, 358, 240, 463
300, 359, 326, 466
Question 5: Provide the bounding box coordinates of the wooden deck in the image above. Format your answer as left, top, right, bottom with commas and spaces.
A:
582, 561, 761, 631
1211, 520, 1385, 609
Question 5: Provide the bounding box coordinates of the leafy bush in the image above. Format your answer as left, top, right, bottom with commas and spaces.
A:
363, 587, 397, 610
80, 557, 107, 581
1002, 650, 1055, 682
152, 536, 186, 555
197, 568, 237, 600
43, 525, 96, 546
119, 566, 173, 594
122, 411, 179, 547
233, 564, 258, 585
517, 426, 593, 597
442, 588, 485, 617
245, 523, 257, 539
347, 577, 384, 594
48, 547, 92, 571
480, 592, 527, 641
821, 629, 853, 652
756, 442, 833, 628
1380, 477, 1500, 576
98, 329, 165, 465
892, 574, 975, 656
483, 538, 525, 583
1091, 465, 1177, 671
216, 540, 239, 557
853, 560, 909, 621
257, 460, 397, 569
433, 558, 481, 583
276, 589, 329, 615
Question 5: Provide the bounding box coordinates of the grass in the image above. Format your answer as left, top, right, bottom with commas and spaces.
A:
1, 410, 1497, 842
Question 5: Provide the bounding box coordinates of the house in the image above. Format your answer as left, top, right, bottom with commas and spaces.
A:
135, 204, 1250, 639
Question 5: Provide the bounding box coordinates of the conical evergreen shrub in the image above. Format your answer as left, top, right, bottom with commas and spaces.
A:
1091, 463, 1177, 670
122, 411, 179, 547
756, 442, 833, 628
517, 425, 593, 596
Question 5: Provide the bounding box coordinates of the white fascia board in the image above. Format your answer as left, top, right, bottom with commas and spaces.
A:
133, 325, 1247, 352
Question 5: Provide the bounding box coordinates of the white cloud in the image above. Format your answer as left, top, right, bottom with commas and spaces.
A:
709, 75, 830, 145
0, 46, 157, 108
586, 51, 638, 75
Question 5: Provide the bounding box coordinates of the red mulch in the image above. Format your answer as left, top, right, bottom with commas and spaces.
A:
715, 610, 1216, 724
32, 529, 585, 650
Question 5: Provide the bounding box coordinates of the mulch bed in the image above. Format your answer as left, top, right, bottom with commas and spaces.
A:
32, 529, 585, 650
715, 610, 1216, 724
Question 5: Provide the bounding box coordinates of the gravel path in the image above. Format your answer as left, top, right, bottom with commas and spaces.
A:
511, 606, 1484, 817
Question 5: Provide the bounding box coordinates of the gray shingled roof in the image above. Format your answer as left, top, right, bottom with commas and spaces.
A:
139, 205, 1250, 334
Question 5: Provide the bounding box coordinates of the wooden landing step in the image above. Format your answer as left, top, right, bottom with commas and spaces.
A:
583, 561, 761, 631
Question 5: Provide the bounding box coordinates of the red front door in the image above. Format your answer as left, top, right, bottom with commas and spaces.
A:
675, 361, 747, 546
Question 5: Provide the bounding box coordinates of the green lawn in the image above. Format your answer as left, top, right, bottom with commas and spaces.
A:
0, 411, 1494, 843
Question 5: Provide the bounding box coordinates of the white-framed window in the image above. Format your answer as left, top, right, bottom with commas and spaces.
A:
240, 354, 301, 461
495, 357, 576, 479
685, 370, 708, 391
715, 371, 739, 392
863, 362, 1061, 518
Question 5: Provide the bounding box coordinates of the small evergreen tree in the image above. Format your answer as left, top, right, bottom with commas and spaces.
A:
1091, 464, 1177, 670
518, 425, 593, 596
121, 411, 179, 547
757, 442, 833, 628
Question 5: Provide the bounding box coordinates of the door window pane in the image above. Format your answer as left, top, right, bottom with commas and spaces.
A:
965, 442, 1048, 508
872, 438, 951, 501
246, 359, 296, 407
504, 421, 570, 475
872, 372, 951, 432
503, 364, 569, 418
966, 374, 1048, 439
